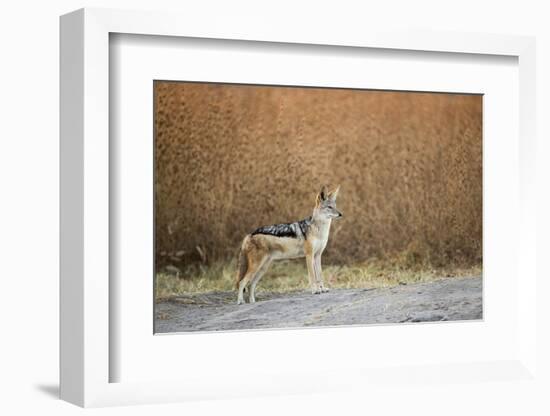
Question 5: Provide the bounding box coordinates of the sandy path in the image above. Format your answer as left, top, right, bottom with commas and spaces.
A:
155, 276, 482, 333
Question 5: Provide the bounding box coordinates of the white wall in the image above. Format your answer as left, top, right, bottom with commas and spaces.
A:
1, 1, 548, 415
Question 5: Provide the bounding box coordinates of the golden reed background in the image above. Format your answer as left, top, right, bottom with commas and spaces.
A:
155, 81, 482, 270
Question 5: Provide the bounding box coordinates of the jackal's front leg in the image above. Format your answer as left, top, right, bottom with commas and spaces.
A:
305, 253, 320, 294
314, 254, 329, 293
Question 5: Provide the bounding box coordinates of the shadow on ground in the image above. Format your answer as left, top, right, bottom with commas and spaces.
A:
35, 384, 59, 399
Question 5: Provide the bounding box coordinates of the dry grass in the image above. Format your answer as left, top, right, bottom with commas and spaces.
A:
155, 82, 482, 275
155, 259, 481, 301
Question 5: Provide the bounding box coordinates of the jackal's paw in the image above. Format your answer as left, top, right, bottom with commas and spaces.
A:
237, 298, 245, 305
311, 288, 322, 295
320, 286, 330, 293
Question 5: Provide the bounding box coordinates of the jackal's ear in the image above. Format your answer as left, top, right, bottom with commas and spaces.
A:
316, 185, 328, 204
328, 185, 340, 200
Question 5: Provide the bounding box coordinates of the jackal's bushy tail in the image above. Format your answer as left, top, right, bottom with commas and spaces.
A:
235, 235, 250, 290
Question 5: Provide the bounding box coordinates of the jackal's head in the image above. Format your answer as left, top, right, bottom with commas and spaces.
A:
314, 185, 343, 221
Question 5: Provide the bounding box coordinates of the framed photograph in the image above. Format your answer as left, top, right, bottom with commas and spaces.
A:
60, 8, 537, 407
152, 81, 483, 333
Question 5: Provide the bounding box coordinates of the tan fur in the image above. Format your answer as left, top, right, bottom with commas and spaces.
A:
235, 235, 250, 290
236, 185, 342, 304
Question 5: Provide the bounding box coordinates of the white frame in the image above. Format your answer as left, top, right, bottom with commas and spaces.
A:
111, 33, 519, 384
60, 8, 537, 407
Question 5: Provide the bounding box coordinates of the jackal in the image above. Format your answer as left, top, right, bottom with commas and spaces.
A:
235, 185, 342, 304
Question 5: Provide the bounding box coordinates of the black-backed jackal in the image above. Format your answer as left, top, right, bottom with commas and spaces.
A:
235, 185, 342, 304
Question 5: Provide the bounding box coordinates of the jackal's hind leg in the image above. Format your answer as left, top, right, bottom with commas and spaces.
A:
237, 267, 255, 305
237, 275, 251, 305
248, 257, 272, 303
237, 250, 269, 305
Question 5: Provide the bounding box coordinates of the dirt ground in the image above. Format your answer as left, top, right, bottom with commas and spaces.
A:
155, 276, 482, 333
